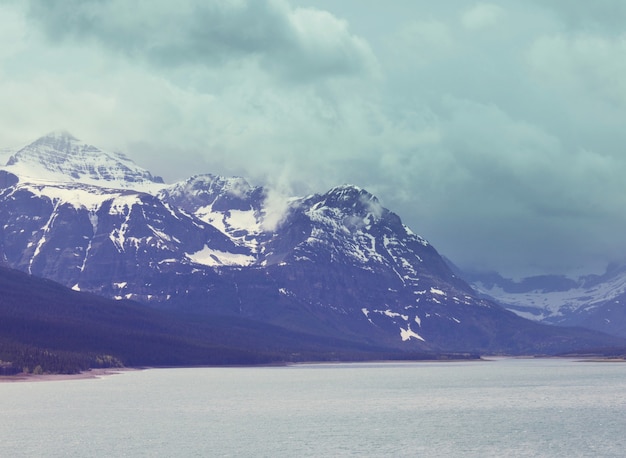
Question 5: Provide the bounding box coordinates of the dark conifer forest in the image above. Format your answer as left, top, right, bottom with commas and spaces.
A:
1, 266, 472, 374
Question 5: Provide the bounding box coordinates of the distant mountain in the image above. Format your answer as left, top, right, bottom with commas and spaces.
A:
1, 132, 623, 355
464, 265, 626, 338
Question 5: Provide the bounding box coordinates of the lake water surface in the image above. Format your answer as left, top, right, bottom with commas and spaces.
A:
1, 358, 626, 457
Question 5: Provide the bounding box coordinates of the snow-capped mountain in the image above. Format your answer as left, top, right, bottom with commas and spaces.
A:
3, 131, 164, 192
467, 266, 626, 337
159, 174, 266, 257
0, 132, 621, 354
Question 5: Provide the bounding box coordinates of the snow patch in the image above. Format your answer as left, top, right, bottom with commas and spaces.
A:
187, 245, 255, 267
227, 209, 259, 233
400, 324, 425, 342
383, 309, 409, 321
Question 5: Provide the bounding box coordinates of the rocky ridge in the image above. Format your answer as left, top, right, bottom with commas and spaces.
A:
1, 132, 622, 354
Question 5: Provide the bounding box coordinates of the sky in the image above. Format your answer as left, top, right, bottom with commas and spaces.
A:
1, 0, 626, 278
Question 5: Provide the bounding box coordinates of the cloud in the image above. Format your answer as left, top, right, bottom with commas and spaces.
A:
461, 3, 504, 30
23, 0, 377, 83
527, 33, 626, 107
261, 187, 292, 232
404, 95, 626, 276
534, 0, 626, 33
2, 0, 626, 277
259, 163, 296, 232
1, 0, 380, 182
0, 5, 28, 61
395, 19, 454, 52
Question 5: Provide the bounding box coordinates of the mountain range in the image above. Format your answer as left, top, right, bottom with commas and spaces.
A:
1, 131, 624, 367
463, 265, 626, 338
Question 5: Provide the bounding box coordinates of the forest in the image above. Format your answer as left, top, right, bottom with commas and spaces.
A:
1, 266, 474, 374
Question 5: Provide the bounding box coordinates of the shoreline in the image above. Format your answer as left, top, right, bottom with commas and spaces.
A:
0, 367, 137, 383
3, 356, 623, 383
0, 358, 483, 382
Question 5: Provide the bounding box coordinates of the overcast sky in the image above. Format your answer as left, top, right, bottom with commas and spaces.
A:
1, 0, 626, 278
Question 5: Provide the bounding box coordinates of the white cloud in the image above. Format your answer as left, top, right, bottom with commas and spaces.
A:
527, 33, 626, 107
261, 187, 292, 232
461, 3, 504, 30
397, 20, 454, 50
0, 5, 28, 61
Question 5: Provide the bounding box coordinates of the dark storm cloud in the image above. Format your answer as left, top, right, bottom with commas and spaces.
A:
24, 0, 376, 82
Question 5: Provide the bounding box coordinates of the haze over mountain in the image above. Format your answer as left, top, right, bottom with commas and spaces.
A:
1, 131, 623, 360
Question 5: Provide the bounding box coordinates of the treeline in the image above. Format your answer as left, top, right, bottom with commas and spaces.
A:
0, 266, 286, 372
557, 347, 626, 359
0, 266, 481, 375
0, 339, 122, 374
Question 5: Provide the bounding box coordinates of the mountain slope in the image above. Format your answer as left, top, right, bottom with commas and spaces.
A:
3, 265, 446, 374
1, 132, 624, 355
0, 265, 279, 372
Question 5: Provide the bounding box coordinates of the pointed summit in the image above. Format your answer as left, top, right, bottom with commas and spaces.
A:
2, 131, 164, 191
41, 129, 78, 141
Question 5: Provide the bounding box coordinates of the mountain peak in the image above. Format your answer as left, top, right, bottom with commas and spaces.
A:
42, 129, 78, 141
2, 132, 164, 191
327, 183, 365, 196
315, 184, 384, 220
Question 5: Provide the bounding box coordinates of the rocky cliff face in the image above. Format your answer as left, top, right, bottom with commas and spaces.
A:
1, 132, 621, 354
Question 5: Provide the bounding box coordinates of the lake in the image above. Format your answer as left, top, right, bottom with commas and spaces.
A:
1, 358, 625, 457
